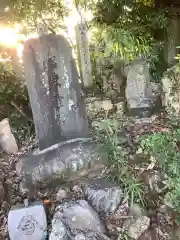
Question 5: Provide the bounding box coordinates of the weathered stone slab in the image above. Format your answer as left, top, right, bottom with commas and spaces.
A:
16, 138, 106, 190
23, 35, 89, 150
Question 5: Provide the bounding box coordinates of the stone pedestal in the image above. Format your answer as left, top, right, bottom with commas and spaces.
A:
16, 138, 106, 190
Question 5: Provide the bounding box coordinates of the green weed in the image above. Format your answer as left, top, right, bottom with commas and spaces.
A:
140, 129, 180, 222
93, 118, 145, 206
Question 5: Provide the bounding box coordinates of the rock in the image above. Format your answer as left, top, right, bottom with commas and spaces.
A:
0, 119, 18, 155
105, 89, 118, 99
122, 204, 146, 232
86, 97, 113, 113
101, 100, 114, 111
82, 178, 123, 216
127, 216, 150, 239
141, 170, 164, 193
161, 65, 180, 118
129, 204, 145, 217
49, 200, 109, 239
56, 188, 69, 201
138, 229, 156, 240
114, 102, 124, 116
72, 185, 82, 193
125, 58, 159, 117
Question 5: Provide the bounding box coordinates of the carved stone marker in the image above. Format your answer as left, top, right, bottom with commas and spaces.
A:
23, 35, 89, 150
75, 23, 93, 87
125, 58, 159, 117
19, 35, 106, 190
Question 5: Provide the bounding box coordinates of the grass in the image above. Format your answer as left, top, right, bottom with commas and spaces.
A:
118, 233, 131, 240
140, 128, 180, 223
92, 118, 146, 206
91, 114, 180, 238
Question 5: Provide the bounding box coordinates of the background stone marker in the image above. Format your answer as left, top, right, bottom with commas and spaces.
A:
75, 23, 93, 87
125, 58, 160, 117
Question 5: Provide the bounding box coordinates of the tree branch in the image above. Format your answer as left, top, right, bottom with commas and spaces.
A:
10, 101, 33, 123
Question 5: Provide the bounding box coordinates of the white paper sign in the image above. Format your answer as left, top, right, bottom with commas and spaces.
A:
8, 203, 47, 240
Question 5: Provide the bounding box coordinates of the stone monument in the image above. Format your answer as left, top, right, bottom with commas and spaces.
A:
17, 34, 106, 190
125, 58, 160, 117
23, 34, 89, 150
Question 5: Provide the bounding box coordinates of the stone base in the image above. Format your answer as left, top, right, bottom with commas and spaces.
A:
127, 107, 153, 118
16, 138, 107, 191
127, 97, 162, 118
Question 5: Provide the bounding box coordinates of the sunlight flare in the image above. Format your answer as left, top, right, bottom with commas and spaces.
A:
0, 27, 21, 47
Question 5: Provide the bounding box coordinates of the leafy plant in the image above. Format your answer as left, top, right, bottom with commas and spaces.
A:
3, 0, 67, 34
0, 63, 34, 142
88, 0, 169, 83
140, 129, 180, 222
104, 28, 150, 61
118, 232, 130, 240
93, 118, 146, 205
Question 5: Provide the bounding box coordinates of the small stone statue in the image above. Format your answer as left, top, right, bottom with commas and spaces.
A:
126, 58, 150, 108
125, 58, 158, 116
